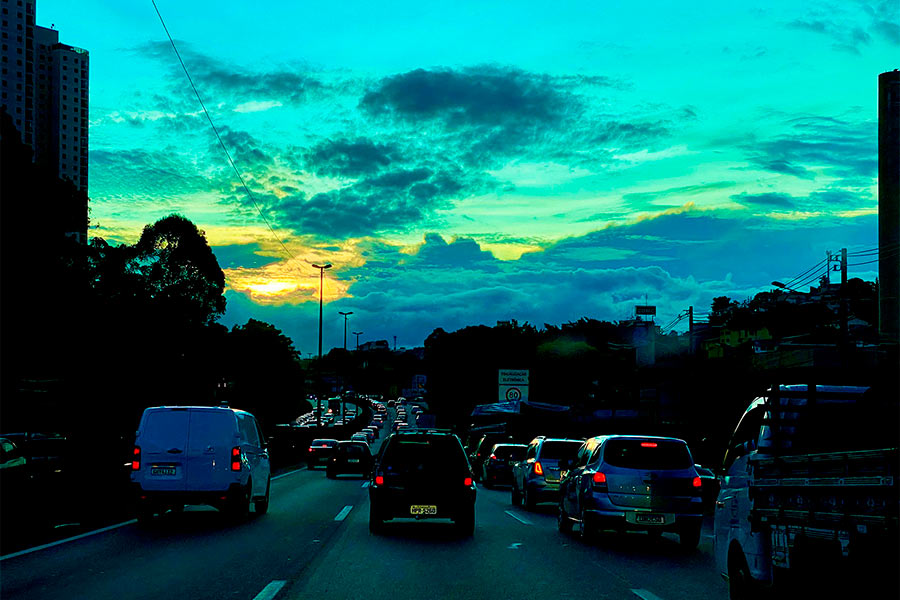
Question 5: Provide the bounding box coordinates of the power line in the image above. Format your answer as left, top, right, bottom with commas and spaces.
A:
150, 0, 296, 264
783, 257, 828, 288
849, 259, 879, 267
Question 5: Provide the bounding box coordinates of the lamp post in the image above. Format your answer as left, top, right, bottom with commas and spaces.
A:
352, 331, 363, 351
312, 262, 332, 426
338, 311, 353, 350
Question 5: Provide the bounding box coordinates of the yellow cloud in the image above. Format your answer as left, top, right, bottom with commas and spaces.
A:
225, 261, 354, 305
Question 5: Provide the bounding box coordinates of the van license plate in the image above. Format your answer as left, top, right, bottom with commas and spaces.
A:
636, 514, 664, 524
410, 505, 437, 515
151, 467, 176, 476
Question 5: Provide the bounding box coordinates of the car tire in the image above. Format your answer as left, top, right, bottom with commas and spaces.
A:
524, 486, 536, 510
728, 547, 754, 600
455, 507, 475, 537
227, 481, 251, 520
579, 508, 596, 543
558, 504, 573, 534
255, 477, 270, 515
679, 523, 701, 550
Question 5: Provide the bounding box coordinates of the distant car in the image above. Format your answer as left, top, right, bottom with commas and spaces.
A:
469, 433, 515, 482
481, 444, 527, 488
351, 433, 369, 443
392, 421, 408, 433
511, 436, 583, 509
327, 441, 372, 478
131, 406, 270, 521
558, 435, 704, 548
369, 430, 476, 536
694, 464, 719, 513
307, 439, 339, 469
365, 425, 380, 439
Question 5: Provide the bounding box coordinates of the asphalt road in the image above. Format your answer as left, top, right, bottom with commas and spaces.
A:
0, 411, 729, 600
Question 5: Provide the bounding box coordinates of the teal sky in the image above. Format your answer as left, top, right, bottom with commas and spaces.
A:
40, 0, 897, 353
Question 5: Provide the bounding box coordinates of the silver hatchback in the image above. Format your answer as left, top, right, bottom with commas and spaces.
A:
558, 435, 704, 548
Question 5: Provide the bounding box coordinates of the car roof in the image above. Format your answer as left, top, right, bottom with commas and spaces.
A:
587, 434, 687, 444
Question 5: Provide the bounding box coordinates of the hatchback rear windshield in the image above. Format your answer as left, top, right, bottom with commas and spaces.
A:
539, 441, 583, 460
339, 444, 368, 455
603, 439, 692, 470
312, 439, 337, 447
382, 437, 466, 471
493, 445, 526, 460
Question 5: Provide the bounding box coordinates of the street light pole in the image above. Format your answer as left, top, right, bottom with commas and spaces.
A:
312, 262, 332, 426
352, 331, 363, 351
338, 311, 353, 350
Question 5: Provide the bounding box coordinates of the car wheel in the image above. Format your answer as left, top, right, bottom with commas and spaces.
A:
558, 504, 573, 534
254, 477, 270, 515
228, 481, 251, 520
369, 503, 385, 535
455, 507, 475, 537
679, 523, 701, 550
579, 508, 596, 543
728, 547, 754, 600
524, 486, 536, 510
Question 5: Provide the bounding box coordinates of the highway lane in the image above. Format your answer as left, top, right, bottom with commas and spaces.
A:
285, 481, 727, 600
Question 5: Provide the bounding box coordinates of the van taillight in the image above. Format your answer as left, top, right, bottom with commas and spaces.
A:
231, 447, 241, 471
132, 447, 141, 471
534, 461, 544, 476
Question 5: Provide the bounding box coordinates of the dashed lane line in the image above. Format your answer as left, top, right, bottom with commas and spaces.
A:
0, 520, 138, 562
252, 580, 287, 600
334, 505, 354, 521
273, 466, 307, 481
631, 589, 667, 600
504, 510, 532, 526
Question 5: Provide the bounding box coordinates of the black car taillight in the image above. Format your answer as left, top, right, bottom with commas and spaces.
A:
591, 471, 607, 490
132, 446, 141, 471
691, 476, 702, 495
231, 447, 241, 471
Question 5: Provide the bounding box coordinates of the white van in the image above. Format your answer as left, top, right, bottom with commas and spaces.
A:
131, 406, 270, 522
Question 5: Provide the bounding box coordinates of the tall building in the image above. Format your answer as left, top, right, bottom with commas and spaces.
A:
1, 0, 89, 201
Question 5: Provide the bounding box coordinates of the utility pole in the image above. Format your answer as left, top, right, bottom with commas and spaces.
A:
688, 306, 694, 356
840, 248, 848, 351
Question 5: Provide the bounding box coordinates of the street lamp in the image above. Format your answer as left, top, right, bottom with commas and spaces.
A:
312, 262, 332, 426
338, 311, 353, 350
352, 331, 363, 351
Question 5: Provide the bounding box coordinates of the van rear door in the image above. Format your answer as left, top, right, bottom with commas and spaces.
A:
186, 409, 239, 492
139, 408, 190, 491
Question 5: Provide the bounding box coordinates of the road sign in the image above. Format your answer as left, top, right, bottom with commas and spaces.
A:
498, 369, 528, 407
635, 305, 656, 316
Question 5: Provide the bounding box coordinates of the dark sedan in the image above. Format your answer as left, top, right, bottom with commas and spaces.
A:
307, 439, 339, 469
326, 441, 372, 478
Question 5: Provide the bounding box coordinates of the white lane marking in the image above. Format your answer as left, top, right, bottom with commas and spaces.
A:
0, 519, 138, 562
504, 510, 532, 526
253, 580, 287, 600
334, 505, 354, 521
273, 466, 306, 481
361, 481, 370, 488
632, 589, 667, 600
508, 543, 523, 549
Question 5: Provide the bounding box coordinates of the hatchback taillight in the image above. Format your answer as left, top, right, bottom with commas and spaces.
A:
231, 447, 241, 471
464, 477, 473, 486
533, 461, 544, 476
132, 446, 141, 471
692, 476, 702, 489
592, 471, 607, 490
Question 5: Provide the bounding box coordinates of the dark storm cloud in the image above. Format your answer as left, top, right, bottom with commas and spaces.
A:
359, 66, 576, 128
138, 41, 322, 105
730, 192, 795, 208
214, 127, 275, 169
745, 115, 876, 181
304, 137, 399, 177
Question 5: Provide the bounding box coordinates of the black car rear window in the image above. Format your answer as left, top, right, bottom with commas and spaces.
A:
382, 437, 466, 471
603, 439, 692, 470
538, 441, 582, 460
493, 445, 526, 460
339, 444, 368, 455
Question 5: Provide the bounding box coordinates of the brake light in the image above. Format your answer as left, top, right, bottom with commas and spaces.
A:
641, 442, 658, 448
534, 461, 544, 476
489, 454, 498, 461
132, 446, 141, 471
231, 447, 241, 471
375, 475, 384, 486
464, 477, 473, 486
692, 476, 702, 488
593, 471, 606, 484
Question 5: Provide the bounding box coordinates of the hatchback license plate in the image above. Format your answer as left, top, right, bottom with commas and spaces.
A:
151, 466, 176, 476
636, 513, 664, 524
410, 505, 437, 515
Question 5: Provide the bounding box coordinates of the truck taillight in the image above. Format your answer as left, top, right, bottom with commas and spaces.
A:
534, 461, 544, 476
231, 447, 241, 471
132, 447, 141, 471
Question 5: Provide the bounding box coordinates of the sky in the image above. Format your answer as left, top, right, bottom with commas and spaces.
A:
41, 0, 897, 354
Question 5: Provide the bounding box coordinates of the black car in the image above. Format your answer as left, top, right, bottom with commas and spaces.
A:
326, 441, 372, 478
468, 433, 515, 482
307, 438, 339, 469
481, 443, 527, 488
369, 430, 476, 536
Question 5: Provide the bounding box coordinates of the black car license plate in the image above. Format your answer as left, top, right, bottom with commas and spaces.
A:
151, 466, 176, 476
410, 505, 437, 515
636, 513, 664, 524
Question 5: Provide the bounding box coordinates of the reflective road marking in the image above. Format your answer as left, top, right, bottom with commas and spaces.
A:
0, 520, 138, 562
253, 580, 286, 600
334, 505, 354, 521
632, 589, 667, 600
504, 510, 532, 526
